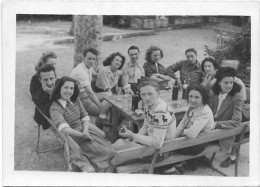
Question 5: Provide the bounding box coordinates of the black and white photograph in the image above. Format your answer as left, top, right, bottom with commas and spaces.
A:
2, 1, 260, 186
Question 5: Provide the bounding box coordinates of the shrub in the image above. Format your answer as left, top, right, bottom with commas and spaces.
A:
204, 18, 251, 85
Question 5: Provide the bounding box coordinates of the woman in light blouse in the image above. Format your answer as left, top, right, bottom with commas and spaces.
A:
95, 52, 132, 94
50, 76, 115, 165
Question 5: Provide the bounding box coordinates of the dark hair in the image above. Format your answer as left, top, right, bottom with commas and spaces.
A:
188, 84, 209, 105
37, 64, 56, 78
83, 48, 99, 57
128, 46, 140, 53
185, 48, 197, 55
35, 51, 57, 71
103, 52, 125, 70
138, 78, 159, 93
211, 67, 241, 96
145, 46, 163, 62
201, 57, 220, 73
51, 76, 79, 102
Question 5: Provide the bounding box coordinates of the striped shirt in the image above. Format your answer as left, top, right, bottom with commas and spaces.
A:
50, 98, 90, 132
133, 98, 177, 148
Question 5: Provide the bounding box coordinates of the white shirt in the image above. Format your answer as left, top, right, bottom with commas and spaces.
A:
70, 62, 93, 92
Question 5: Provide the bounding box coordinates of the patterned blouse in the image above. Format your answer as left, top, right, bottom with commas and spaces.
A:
176, 104, 214, 138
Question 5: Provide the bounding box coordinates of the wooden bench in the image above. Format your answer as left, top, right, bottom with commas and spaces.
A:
110, 122, 249, 176
29, 92, 249, 175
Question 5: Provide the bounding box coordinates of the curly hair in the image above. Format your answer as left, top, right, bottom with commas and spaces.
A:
201, 57, 220, 73
51, 76, 79, 103
35, 51, 57, 71
103, 52, 125, 70
188, 84, 210, 105
211, 67, 241, 96
145, 46, 163, 62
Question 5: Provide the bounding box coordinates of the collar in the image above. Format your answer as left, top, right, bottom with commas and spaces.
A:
82, 61, 92, 71
187, 60, 200, 68
218, 92, 228, 100
58, 99, 73, 109
129, 61, 140, 67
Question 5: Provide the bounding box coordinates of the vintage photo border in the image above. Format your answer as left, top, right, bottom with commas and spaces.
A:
2, 1, 260, 186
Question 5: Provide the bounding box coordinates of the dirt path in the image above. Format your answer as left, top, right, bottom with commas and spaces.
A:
15, 22, 249, 175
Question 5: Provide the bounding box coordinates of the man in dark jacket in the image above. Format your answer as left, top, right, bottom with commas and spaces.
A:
32, 64, 57, 130
166, 48, 204, 85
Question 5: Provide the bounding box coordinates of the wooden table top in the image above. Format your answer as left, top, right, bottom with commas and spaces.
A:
105, 91, 188, 125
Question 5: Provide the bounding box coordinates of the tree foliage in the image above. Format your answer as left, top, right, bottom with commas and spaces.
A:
204, 19, 251, 84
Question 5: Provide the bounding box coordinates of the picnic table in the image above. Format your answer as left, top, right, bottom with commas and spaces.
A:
105, 91, 188, 142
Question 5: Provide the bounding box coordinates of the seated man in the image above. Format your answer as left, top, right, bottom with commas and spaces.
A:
121, 46, 145, 93
32, 64, 57, 130
113, 79, 177, 150
166, 48, 204, 85
70, 48, 111, 127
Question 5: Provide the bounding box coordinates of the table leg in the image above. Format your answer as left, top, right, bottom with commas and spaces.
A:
111, 107, 120, 143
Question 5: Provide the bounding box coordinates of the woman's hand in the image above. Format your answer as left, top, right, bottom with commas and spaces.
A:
119, 126, 134, 140
81, 131, 93, 141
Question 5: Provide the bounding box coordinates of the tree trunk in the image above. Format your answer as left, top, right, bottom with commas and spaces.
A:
68, 15, 75, 36
74, 15, 103, 69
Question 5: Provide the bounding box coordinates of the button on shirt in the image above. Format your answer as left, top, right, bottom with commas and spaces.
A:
122, 61, 144, 84
96, 66, 122, 91
166, 60, 204, 85
70, 62, 93, 92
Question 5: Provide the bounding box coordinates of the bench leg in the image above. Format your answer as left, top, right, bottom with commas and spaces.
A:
210, 153, 216, 164
210, 165, 228, 176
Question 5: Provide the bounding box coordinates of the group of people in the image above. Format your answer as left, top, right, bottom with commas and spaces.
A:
29, 45, 246, 174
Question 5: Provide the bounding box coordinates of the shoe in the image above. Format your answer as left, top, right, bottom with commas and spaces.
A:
175, 165, 185, 174
198, 156, 212, 167
220, 157, 236, 168
163, 166, 181, 175
96, 117, 112, 128
184, 159, 198, 171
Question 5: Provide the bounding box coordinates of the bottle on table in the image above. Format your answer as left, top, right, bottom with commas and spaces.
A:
172, 78, 179, 100
182, 78, 190, 99
132, 92, 140, 111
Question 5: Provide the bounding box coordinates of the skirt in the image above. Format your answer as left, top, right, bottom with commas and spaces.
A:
74, 130, 116, 163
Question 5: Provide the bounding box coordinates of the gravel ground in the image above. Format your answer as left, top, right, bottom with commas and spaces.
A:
14, 20, 249, 176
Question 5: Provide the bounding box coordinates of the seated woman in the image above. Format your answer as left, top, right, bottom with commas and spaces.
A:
50, 76, 115, 165
200, 57, 219, 88
30, 51, 57, 97
143, 46, 171, 88
208, 67, 243, 168
95, 52, 132, 95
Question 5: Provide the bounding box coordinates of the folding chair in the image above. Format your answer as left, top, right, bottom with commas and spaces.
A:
28, 92, 63, 154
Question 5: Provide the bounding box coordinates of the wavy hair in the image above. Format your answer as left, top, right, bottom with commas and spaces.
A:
51, 76, 79, 103
145, 46, 163, 62
188, 84, 210, 105
211, 67, 241, 96
201, 57, 220, 73
103, 52, 125, 70
35, 51, 57, 71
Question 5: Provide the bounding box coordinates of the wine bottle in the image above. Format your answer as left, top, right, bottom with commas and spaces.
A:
172, 79, 178, 100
